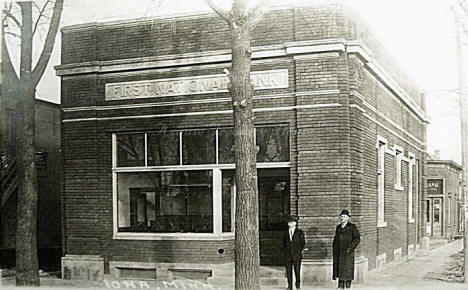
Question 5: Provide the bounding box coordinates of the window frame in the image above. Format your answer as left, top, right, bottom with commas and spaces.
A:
408, 153, 415, 223
376, 136, 388, 228
394, 145, 404, 191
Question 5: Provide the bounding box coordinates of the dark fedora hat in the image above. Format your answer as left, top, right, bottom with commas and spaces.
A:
285, 215, 299, 222
339, 209, 350, 217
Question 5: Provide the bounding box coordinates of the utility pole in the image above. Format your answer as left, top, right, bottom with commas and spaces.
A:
453, 5, 468, 284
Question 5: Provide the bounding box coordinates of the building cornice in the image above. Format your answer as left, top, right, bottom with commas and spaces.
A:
427, 160, 463, 171
55, 38, 428, 123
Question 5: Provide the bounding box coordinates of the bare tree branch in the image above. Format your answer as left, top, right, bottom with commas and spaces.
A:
452, 2, 468, 40
205, 0, 231, 23
4, 31, 21, 38
144, 0, 165, 18
2, 34, 20, 89
32, 1, 42, 12
4, 10, 21, 28
247, 0, 270, 28
31, 0, 63, 87
460, 0, 468, 15
2, 2, 17, 28
32, 0, 51, 37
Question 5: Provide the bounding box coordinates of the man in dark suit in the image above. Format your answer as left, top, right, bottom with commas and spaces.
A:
332, 209, 360, 289
283, 215, 306, 290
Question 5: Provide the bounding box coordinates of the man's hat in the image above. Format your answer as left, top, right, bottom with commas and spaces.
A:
339, 209, 350, 217
285, 215, 299, 222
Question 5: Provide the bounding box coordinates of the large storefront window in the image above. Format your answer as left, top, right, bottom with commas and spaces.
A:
117, 171, 213, 233
113, 125, 290, 238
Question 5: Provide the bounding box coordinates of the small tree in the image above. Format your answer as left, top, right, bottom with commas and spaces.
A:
205, 1, 269, 289
2, 0, 64, 285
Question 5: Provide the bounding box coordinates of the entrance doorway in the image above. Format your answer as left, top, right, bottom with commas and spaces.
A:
432, 198, 442, 236
258, 168, 290, 265
223, 168, 290, 265
426, 198, 444, 237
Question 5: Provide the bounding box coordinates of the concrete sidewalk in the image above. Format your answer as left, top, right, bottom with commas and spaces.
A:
265, 238, 465, 290
358, 238, 464, 290
0, 239, 465, 289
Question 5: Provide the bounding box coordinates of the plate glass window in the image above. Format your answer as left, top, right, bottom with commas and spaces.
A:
117, 170, 213, 233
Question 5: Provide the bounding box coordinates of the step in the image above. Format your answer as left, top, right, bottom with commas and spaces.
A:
260, 266, 286, 278
212, 266, 286, 278
207, 277, 288, 288
261, 277, 288, 286
207, 276, 233, 284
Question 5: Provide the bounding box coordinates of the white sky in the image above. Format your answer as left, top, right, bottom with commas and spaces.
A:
4, 0, 464, 162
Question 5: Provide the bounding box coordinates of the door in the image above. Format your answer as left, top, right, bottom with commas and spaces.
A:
432, 198, 442, 236
222, 168, 290, 265
258, 168, 290, 265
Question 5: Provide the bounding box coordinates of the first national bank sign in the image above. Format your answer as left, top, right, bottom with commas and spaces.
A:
105, 69, 288, 100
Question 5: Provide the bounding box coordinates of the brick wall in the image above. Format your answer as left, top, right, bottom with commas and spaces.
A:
349, 53, 425, 269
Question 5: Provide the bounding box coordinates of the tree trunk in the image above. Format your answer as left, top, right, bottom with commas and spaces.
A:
230, 19, 261, 290
15, 1, 40, 286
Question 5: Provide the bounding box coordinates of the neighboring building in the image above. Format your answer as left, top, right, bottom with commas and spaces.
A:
56, 3, 428, 285
426, 159, 463, 240
0, 97, 62, 270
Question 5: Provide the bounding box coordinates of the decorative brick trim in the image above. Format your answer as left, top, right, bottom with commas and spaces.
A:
62, 103, 343, 123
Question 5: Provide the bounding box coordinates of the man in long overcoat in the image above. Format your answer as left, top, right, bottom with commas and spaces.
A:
283, 215, 306, 290
332, 209, 360, 289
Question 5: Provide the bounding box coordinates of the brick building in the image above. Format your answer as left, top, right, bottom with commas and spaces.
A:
56, 3, 428, 285
426, 159, 463, 240
0, 98, 62, 270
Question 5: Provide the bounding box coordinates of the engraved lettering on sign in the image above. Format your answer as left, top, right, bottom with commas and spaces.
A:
105, 69, 288, 100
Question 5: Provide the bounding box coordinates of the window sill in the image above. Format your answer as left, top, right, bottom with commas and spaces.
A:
377, 222, 387, 228
113, 232, 235, 241
408, 218, 415, 224
394, 185, 404, 191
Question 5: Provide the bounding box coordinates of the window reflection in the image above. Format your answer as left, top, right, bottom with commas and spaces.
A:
117, 134, 145, 167
117, 171, 213, 233
219, 129, 234, 164
256, 126, 290, 162
182, 130, 216, 165
222, 170, 235, 232
147, 131, 179, 166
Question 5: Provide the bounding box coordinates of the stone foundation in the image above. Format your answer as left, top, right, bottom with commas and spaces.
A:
301, 256, 368, 286
110, 261, 233, 282
420, 236, 430, 250
376, 253, 387, 270
62, 255, 104, 281
408, 244, 415, 259
393, 248, 402, 263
